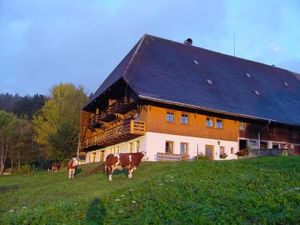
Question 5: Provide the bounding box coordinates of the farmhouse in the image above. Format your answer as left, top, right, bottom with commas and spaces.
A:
80, 34, 300, 162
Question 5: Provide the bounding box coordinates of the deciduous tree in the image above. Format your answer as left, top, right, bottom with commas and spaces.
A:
0, 111, 18, 174
33, 83, 88, 160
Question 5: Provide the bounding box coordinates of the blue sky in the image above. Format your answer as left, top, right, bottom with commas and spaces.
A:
1, 0, 299, 95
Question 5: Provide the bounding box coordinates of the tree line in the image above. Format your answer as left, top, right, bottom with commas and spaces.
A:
0, 83, 88, 174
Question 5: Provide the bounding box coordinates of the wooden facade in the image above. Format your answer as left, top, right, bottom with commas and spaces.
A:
81, 98, 300, 155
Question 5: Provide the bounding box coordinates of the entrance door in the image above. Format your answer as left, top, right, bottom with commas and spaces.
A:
239, 139, 247, 151
205, 145, 214, 160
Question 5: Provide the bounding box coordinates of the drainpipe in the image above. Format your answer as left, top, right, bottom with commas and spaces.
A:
258, 120, 271, 149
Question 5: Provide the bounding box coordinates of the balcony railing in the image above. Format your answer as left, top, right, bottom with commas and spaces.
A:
156, 152, 190, 161
90, 98, 135, 125
81, 120, 146, 150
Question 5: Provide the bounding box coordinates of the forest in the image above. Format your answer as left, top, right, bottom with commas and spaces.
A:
0, 83, 88, 174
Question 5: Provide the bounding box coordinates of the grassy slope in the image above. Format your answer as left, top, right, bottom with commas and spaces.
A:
0, 157, 300, 225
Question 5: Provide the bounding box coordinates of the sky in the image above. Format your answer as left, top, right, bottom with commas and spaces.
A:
1, 0, 300, 96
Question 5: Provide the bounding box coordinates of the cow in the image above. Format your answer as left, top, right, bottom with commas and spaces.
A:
48, 162, 60, 172
105, 152, 144, 181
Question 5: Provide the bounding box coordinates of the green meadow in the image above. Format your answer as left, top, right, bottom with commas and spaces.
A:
1, 156, 300, 225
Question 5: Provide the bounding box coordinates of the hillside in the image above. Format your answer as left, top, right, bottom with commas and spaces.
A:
0, 157, 300, 224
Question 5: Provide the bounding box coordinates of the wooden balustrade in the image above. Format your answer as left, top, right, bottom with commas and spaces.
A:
90, 98, 135, 125
81, 120, 146, 149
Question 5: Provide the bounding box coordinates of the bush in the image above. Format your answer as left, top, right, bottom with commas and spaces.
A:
195, 153, 209, 160
236, 148, 249, 156
219, 152, 228, 159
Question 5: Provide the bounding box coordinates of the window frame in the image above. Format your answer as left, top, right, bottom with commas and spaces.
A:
180, 142, 189, 155
181, 113, 189, 125
216, 118, 223, 129
166, 111, 175, 123
206, 117, 213, 128
239, 122, 247, 131
165, 141, 174, 154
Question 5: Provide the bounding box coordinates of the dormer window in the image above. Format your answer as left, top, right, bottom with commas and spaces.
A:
193, 60, 199, 65
206, 79, 213, 85
254, 90, 261, 96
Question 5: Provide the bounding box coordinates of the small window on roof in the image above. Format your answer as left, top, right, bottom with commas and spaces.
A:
254, 90, 260, 96
193, 59, 199, 65
206, 79, 213, 85
246, 73, 251, 78
283, 82, 289, 87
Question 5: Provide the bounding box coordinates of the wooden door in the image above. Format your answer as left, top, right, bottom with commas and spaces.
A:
205, 145, 214, 160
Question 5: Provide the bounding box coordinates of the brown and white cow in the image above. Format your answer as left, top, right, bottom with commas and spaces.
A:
105, 152, 144, 181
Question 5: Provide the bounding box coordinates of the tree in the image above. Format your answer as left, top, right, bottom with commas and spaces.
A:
0, 111, 18, 174
33, 83, 88, 160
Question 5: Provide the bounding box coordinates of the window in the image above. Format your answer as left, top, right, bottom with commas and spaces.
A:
220, 146, 225, 155
129, 142, 133, 153
231, 147, 234, 154
181, 114, 188, 124
240, 122, 246, 131
206, 117, 213, 127
216, 119, 223, 129
273, 143, 279, 149
205, 145, 214, 159
136, 141, 140, 152
180, 143, 188, 155
166, 112, 174, 122
92, 152, 96, 162
165, 141, 174, 154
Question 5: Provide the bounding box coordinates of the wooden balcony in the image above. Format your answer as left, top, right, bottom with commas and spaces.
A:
81, 120, 146, 150
90, 98, 135, 126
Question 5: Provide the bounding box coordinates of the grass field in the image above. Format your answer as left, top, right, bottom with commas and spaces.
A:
0, 156, 300, 225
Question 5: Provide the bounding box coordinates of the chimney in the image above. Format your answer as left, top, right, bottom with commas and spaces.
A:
184, 38, 193, 46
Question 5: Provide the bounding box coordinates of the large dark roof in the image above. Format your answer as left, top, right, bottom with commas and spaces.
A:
86, 34, 300, 126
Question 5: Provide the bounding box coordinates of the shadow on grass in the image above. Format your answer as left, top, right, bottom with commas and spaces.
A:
75, 167, 82, 176
86, 198, 106, 225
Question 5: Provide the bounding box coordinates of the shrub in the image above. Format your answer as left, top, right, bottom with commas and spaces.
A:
219, 152, 228, 159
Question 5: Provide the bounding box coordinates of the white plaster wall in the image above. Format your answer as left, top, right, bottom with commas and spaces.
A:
85, 135, 146, 163
144, 132, 238, 161
85, 132, 238, 163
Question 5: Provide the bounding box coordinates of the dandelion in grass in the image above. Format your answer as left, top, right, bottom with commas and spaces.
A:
9, 209, 15, 213
121, 194, 126, 198
131, 200, 137, 204
115, 198, 121, 202
170, 179, 174, 182
22, 206, 27, 209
